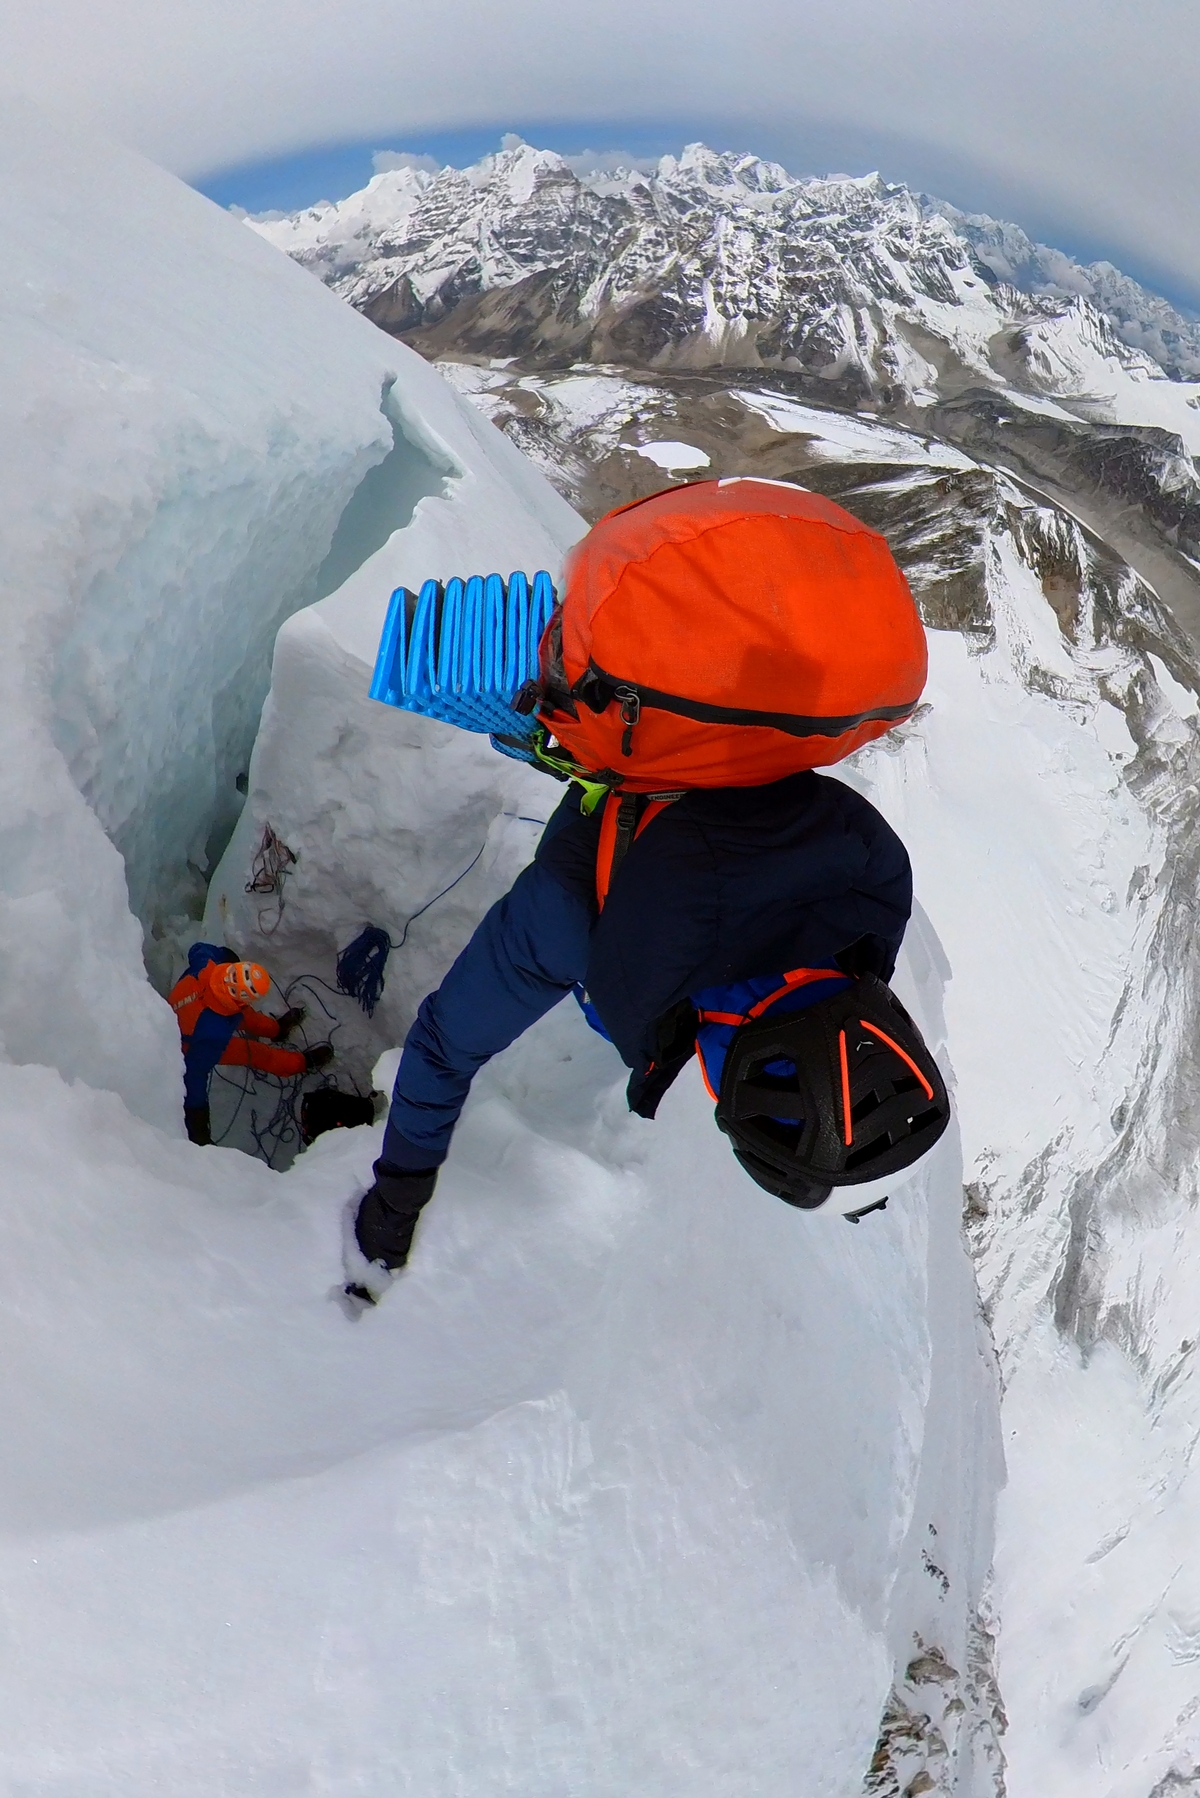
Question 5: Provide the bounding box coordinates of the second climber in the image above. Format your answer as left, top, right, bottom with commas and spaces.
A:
168, 942, 332, 1144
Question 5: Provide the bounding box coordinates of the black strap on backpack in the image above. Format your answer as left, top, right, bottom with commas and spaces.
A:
594, 789, 685, 911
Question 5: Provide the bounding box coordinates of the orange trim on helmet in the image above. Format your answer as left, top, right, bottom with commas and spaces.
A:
838, 1029, 853, 1147
858, 1020, 935, 1100
221, 960, 271, 1007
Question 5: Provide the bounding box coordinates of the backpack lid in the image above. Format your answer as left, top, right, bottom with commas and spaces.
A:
539, 479, 927, 791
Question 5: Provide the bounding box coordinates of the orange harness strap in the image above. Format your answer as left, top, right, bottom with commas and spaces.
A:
594, 792, 678, 911
838, 1029, 853, 1146
695, 966, 846, 1029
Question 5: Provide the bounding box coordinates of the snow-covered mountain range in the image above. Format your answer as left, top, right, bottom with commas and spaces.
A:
254, 141, 1200, 385
253, 142, 1200, 648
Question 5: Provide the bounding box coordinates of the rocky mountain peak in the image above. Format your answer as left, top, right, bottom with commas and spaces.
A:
251, 142, 1200, 394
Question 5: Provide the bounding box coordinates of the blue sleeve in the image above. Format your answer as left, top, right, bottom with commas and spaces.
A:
381, 859, 592, 1169
182, 1007, 239, 1108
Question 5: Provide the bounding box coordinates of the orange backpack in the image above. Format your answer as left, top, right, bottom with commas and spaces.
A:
537, 479, 926, 791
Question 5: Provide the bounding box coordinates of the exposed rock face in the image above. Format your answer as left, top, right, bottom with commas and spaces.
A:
865, 1619, 1007, 1798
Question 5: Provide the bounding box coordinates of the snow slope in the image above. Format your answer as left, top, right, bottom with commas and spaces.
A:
746, 417, 1200, 1795
20, 95, 1200, 1795
0, 977, 998, 1796
410, 362, 1200, 1791
0, 104, 1002, 1794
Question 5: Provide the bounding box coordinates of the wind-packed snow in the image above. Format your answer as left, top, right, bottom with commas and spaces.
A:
0, 965, 1001, 1795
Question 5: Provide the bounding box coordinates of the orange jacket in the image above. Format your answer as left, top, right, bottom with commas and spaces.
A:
168, 962, 280, 1042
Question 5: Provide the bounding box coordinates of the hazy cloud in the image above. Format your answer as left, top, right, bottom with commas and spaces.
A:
561, 148, 661, 178
371, 149, 442, 175
496, 135, 659, 177
3, 0, 1199, 302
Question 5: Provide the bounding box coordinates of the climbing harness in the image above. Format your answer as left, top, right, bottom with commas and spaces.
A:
593, 789, 685, 910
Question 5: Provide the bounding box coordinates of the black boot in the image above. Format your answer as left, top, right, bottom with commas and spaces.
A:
185, 1105, 212, 1146
354, 1165, 438, 1270
304, 1043, 335, 1072
275, 1006, 306, 1041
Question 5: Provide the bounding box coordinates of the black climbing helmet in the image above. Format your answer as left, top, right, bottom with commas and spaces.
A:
715, 973, 951, 1212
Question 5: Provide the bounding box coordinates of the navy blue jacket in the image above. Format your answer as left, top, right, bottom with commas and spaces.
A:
381, 772, 913, 1171
175, 942, 242, 1109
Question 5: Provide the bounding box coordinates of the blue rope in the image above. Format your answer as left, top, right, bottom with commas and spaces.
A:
336, 925, 392, 1017
392, 842, 487, 951
333, 846, 488, 1018
212, 846, 489, 1164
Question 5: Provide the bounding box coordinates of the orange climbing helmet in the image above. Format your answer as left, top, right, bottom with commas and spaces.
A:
220, 961, 271, 1007
536, 479, 927, 791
